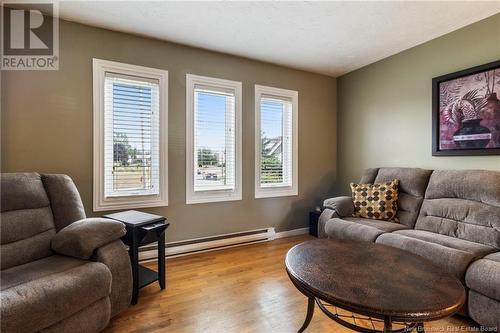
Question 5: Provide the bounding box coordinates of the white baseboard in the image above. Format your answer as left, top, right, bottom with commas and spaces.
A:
274, 227, 309, 239
139, 226, 309, 262
140, 227, 274, 261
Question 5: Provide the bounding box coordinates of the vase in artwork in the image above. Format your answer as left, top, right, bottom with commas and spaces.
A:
453, 119, 492, 149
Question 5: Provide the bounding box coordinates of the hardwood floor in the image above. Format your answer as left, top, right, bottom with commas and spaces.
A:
105, 235, 473, 333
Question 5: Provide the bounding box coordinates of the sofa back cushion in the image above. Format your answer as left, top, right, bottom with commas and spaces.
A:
1, 173, 56, 269
359, 167, 432, 228
416, 170, 500, 249
41, 174, 86, 231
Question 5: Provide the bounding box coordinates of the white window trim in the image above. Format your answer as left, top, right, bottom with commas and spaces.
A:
254, 84, 298, 199
93, 58, 168, 211
186, 74, 242, 204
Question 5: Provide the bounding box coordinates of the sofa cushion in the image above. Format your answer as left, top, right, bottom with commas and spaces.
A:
0, 256, 111, 332
425, 170, 500, 207
1, 173, 50, 212
376, 232, 488, 280
358, 167, 432, 228
343, 217, 409, 232
416, 169, 500, 249
373, 168, 431, 197
0, 207, 56, 270
465, 252, 500, 301
0, 173, 56, 269
393, 230, 496, 258
41, 174, 86, 231
1, 208, 54, 245
0, 255, 86, 291
324, 217, 408, 242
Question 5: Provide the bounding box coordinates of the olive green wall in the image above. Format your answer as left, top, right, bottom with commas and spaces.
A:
337, 14, 500, 194
1, 20, 337, 241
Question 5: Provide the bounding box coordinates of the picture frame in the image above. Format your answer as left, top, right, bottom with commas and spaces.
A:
432, 60, 500, 156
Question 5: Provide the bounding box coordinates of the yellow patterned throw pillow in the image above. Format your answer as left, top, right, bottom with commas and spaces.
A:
350, 179, 399, 221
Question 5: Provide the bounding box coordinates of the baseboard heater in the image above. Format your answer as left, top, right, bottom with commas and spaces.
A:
138, 227, 276, 262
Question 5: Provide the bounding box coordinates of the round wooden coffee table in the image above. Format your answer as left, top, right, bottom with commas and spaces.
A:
285, 239, 465, 333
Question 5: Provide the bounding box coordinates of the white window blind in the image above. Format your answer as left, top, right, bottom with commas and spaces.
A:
186, 74, 242, 204
104, 73, 160, 197
194, 86, 235, 191
93, 59, 168, 211
255, 85, 298, 198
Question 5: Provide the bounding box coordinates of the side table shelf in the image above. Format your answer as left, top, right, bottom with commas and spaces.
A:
138, 265, 161, 290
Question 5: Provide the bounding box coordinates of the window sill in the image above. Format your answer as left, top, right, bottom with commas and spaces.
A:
93, 195, 168, 212
186, 191, 242, 205
255, 187, 298, 199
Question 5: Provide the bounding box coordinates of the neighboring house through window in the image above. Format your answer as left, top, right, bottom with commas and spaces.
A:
255, 84, 298, 198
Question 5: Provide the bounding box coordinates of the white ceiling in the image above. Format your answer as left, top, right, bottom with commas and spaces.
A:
58, 1, 500, 77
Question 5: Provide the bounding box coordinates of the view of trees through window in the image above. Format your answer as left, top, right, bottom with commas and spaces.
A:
111, 81, 155, 192
194, 89, 235, 190
112, 132, 152, 191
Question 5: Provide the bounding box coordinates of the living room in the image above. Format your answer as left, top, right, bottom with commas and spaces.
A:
1, 1, 499, 332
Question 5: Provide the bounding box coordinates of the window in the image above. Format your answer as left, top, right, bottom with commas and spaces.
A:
186, 74, 242, 204
93, 59, 168, 211
255, 85, 298, 198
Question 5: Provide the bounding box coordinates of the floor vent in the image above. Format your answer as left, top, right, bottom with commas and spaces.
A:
139, 227, 276, 262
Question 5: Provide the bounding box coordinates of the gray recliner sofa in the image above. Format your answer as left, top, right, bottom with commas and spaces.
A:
319, 167, 500, 328
0, 173, 132, 332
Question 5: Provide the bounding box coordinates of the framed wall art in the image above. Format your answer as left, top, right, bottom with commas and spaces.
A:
432, 60, 500, 156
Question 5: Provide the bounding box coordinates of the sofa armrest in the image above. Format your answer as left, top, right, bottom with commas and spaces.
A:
323, 196, 354, 217
318, 208, 338, 238
51, 218, 126, 260
93, 240, 132, 317
466, 252, 500, 301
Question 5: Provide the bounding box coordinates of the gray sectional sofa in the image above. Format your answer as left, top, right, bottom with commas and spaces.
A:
0, 173, 132, 332
319, 167, 500, 328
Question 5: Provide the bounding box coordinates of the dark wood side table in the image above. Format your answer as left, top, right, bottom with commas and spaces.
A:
104, 210, 170, 305
309, 210, 322, 237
